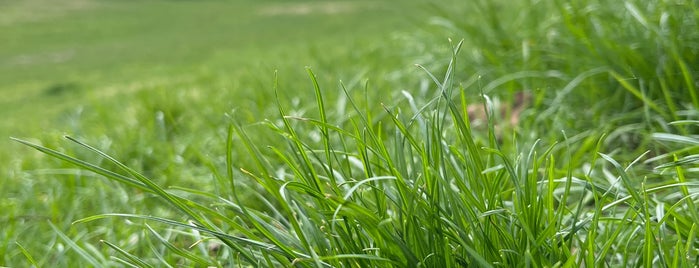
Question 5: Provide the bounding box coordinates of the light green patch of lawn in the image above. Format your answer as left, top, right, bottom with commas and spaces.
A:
0, 0, 423, 146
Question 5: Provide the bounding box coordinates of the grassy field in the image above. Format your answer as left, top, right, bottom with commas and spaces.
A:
3, 0, 699, 267
0, 0, 420, 139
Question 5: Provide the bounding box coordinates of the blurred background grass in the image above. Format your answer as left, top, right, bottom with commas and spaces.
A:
0, 0, 424, 138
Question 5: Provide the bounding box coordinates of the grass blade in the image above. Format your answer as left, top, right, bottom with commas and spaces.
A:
15, 242, 38, 267
101, 240, 154, 268
48, 222, 102, 267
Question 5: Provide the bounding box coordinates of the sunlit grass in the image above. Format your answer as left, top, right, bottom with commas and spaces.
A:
4, 0, 699, 266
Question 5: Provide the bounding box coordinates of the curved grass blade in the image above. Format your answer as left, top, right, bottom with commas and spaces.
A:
10, 137, 149, 191
101, 240, 154, 268
74, 213, 312, 260
145, 224, 213, 266
15, 242, 38, 267
48, 222, 102, 267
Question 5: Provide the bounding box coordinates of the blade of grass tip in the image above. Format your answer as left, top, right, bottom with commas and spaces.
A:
482, 94, 499, 149
380, 103, 424, 155
401, 90, 430, 135
279, 181, 325, 201
62, 136, 208, 226
415, 64, 443, 89
585, 133, 607, 179
625, 151, 651, 172
340, 81, 373, 137
668, 120, 699, 126
15, 242, 38, 267
683, 223, 697, 265
306, 68, 338, 186
417, 44, 458, 134
441, 38, 463, 98
481, 146, 519, 190
10, 137, 149, 191
101, 240, 154, 268
48, 221, 102, 266
327, 99, 384, 185
306, 67, 328, 138
458, 86, 474, 134
274, 77, 324, 195
452, 85, 485, 173
525, 141, 543, 222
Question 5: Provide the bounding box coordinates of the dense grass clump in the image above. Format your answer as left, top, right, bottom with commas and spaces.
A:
421, 0, 699, 147
15, 50, 699, 266
5, 0, 699, 267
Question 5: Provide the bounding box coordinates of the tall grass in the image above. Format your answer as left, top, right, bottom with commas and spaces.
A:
7, 0, 699, 266
421, 0, 698, 147
14, 40, 699, 266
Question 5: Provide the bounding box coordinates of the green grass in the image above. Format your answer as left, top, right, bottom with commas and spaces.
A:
0, 0, 418, 140
3, 0, 699, 266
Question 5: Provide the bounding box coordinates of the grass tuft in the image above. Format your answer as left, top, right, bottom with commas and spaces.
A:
5, 0, 699, 266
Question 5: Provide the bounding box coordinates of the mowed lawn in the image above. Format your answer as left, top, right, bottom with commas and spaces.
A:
0, 0, 422, 140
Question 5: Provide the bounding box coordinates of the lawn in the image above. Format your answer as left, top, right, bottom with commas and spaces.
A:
2, 0, 699, 267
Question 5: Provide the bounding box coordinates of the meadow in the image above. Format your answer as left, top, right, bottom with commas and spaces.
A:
2, 0, 699, 267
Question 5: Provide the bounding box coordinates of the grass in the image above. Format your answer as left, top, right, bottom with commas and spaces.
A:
3, 0, 699, 267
